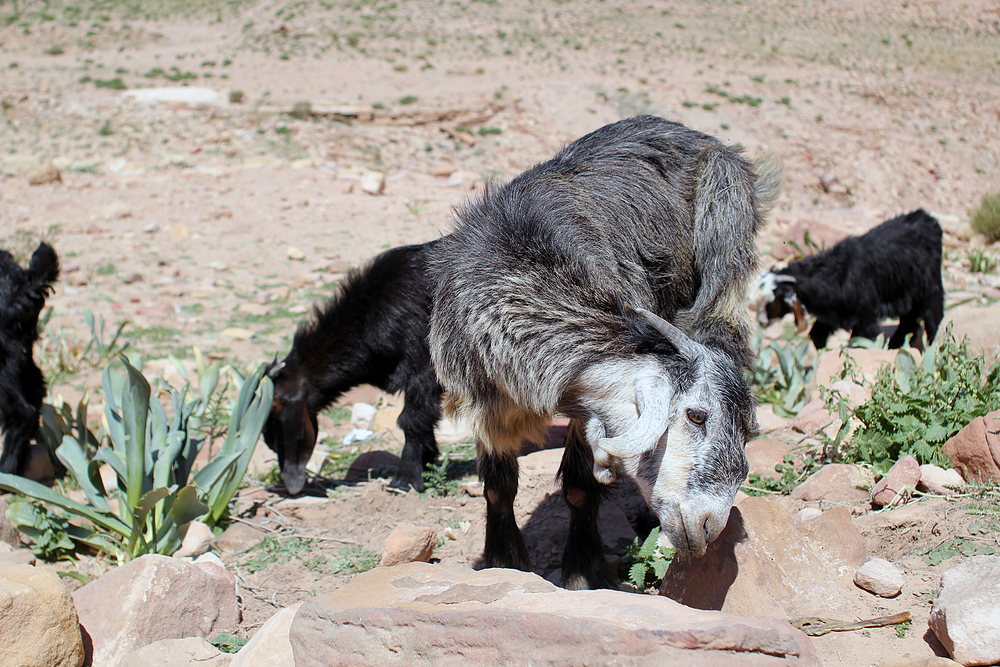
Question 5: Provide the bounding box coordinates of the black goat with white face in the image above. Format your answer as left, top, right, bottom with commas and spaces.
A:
1, 242, 60, 476
428, 116, 779, 589
755, 209, 944, 350
263, 242, 443, 494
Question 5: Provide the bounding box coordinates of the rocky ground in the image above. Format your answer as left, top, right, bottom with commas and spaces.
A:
2, 0, 1000, 666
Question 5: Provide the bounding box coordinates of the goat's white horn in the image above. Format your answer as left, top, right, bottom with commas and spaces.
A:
635, 308, 699, 358
595, 375, 671, 459
268, 357, 286, 378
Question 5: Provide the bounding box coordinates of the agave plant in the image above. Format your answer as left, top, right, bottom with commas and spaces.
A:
0, 355, 272, 561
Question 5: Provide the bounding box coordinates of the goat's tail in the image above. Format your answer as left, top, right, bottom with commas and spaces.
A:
676, 144, 777, 367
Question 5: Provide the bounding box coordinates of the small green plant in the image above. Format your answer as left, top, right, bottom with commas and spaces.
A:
229, 90, 244, 104
421, 456, 461, 497
970, 191, 1000, 242
966, 247, 997, 274
399, 95, 418, 105
242, 535, 314, 573
210, 633, 248, 654
329, 545, 380, 574
894, 619, 911, 639
841, 326, 1000, 474
4, 501, 76, 559
36, 309, 129, 384
618, 527, 674, 590
93, 77, 127, 90
785, 230, 824, 259
919, 535, 995, 566
748, 333, 813, 417
742, 453, 818, 496
0, 357, 273, 561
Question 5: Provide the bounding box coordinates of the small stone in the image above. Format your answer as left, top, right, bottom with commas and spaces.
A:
854, 558, 904, 597
359, 171, 385, 195
872, 455, 921, 507
1, 153, 39, 176
428, 162, 456, 177
169, 224, 191, 238
351, 402, 378, 425
228, 603, 301, 667
0, 562, 85, 667
381, 524, 438, 567
143, 222, 160, 233
791, 398, 834, 434
25, 163, 62, 185
287, 247, 306, 261
221, 327, 254, 341
918, 465, 965, 495
175, 521, 214, 558
123, 272, 143, 284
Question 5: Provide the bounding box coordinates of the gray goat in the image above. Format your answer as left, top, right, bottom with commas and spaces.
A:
428, 116, 781, 589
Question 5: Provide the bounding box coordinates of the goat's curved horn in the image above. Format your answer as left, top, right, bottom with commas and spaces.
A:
635, 308, 698, 358
595, 375, 672, 460
267, 355, 286, 378
772, 274, 796, 283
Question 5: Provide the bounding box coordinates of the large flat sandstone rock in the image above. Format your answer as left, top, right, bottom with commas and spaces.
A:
288, 562, 820, 666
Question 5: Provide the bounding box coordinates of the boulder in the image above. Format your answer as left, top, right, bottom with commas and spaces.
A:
794, 507, 867, 584
73, 554, 239, 667
0, 562, 84, 667
229, 603, 301, 667
945, 302, 1000, 362
755, 403, 792, 434
872, 455, 921, 507
745, 438, 792, 479
942, 410, 1000, 484
115, 637, 231, 667
853, 558, 904, 597
174, 520, 214, 558
876, 658, 964, 667
381, 524, 437, 567
288, 562, 820, 666
929, 555, 1000, 666
791, 464, 874, 503
917, 465, 965, 495
791, 398, 835, 434
660, 497, 856, 620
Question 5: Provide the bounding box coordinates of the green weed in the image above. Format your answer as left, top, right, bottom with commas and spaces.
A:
970, 191, 1000, 242
618, 527, 675, 590
966, 248, 997, 274
742, 453, 818, 496
210, 633, 248, 654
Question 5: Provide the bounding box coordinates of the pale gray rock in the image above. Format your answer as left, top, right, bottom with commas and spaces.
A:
917, 465, 966, 495
795, 507, 867, 585
73, 554, 239, 667
0, 562, 84, 667
854, 557, 904, 597
25, 162, 62, 185
229, 603, 301, 667
289, 562, 820, 666
115, 637, 231, 667
929, 555, 1000, 666
792, 508, 824, 524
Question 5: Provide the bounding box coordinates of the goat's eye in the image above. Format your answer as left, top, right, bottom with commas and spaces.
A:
687, 409, 707, 425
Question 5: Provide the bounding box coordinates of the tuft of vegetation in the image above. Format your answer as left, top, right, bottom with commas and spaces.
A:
618, 527, 675, 590
93, 77, 127, 90
970, 191, 1000, 243
838, 326, 1000, 474
966, 247, 997, 274
210, 633, 248, 654
0, 356, 273, 561
421, 456, 462, 497
742, 453, 818, 496
748, 334, 813, 417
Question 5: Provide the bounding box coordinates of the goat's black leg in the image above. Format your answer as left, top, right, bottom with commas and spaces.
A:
888, 310, 921, 349
389, 376, 442, 492
558, 420, 617, 590
923, 288, 945, 344
0, 409, 36, 476
808, 321, 835, 349
478, 443, 529, 570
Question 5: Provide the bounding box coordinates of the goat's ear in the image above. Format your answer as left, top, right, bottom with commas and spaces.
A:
635, 308, 698, 358
789, 295, 808, 332
267, 355, 286, 379
29, 243, 60, 285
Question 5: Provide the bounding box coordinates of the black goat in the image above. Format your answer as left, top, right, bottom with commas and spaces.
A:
755, 209, 944, 349
1, 242, 60, 476
428, 116, 780, 589
263, 241, 443, 494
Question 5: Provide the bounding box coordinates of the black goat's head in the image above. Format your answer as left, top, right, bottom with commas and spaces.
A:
753, 271, 806, 332
0, 243, 60, 342
262, 354, 317, 495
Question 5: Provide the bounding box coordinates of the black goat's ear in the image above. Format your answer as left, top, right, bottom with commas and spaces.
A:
29, 242, 60, 285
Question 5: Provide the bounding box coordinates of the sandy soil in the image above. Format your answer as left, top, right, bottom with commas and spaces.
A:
3, 1, 1000, 665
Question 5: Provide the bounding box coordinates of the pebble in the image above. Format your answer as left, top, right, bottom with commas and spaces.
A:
854, 558, 904, 597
